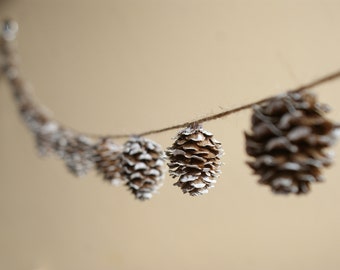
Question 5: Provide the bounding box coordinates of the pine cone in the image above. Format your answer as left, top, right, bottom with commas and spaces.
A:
34, 121, 60, 156
93, 137, 124, 186
245, 91, 339, 194
7, 75, 51, 134
121, 136, 165, 200
56, 132, 97, 177
19, 100, 50, 133
1, 20, 19, 78
1, 19, 18, 42
166, 124, 223, 196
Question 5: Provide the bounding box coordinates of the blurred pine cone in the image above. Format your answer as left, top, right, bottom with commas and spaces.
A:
121, 137, 165, 200
245, 91, 339, 194
56, 132, 97, 177
93, 137, 123, 186
34, 121, 61, 156
19, 99, 50, 133
166, 123, 223, 196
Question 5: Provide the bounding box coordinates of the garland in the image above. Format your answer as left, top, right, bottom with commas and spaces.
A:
1, 19, 340, 200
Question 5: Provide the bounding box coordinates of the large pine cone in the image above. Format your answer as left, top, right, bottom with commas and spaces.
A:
93, 137, 123, 186
245, 91, 339, 194
166, 124, 223, 196
121, 136, 165, 200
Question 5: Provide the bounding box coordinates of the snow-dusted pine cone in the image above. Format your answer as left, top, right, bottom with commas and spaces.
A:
121, 136, 165, 200
15, 88, 62, 157
1, 19, 18, 42
19, 99, 50, 133
34, 121, 61, 156
1, 19, 19, 77
166, 124, 223, 196
4, 61, 49, 132
245, 91, 339, 194
93, 137, 124, 186
56, 132, 97, 177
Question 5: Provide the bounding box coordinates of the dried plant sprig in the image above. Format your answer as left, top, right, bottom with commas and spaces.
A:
245, 91, 340, 194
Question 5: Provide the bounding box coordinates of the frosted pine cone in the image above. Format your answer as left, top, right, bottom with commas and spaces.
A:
166, 124, 223, 196
1, 20, 19, 77
245, 91, 339, 194
34, 121, 60, 156
19, 100, 50, 133
121, 137, 165, 200
56, 132, 97, 177
8, 76, 52, 133
1, 19, 18, 42
93, 138, 124, 186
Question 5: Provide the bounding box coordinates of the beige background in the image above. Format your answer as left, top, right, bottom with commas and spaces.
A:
1, 0, 340, 269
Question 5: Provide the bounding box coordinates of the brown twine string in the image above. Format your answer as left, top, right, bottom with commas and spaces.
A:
131, 70, 340, 139
1, 19, 340, 140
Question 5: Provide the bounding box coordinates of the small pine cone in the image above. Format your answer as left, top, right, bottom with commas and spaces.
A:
56, 132, 97, 177
19, 100, 50, 133
166, 124, 223, 196
34, 121, 60, 156
10, 76, 53, 134
121, 136, 165, 201
93, 138, 124, 186
1, 19, 18, 42
245, 91, 340, 194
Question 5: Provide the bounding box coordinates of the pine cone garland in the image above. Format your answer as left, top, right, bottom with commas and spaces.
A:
93, 138, 124, 186
121, 136, 165, 200
245, 91, 339, 194
166, 124, 223, 196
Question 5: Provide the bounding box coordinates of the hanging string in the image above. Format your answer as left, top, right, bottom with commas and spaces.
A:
1, 19, 340, 140
134, 70, 340, 138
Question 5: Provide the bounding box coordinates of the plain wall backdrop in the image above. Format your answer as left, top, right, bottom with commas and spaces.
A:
1, 1, 340, 269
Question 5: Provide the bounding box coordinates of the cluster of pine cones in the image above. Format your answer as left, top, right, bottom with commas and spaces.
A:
1, 19, 340, 200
